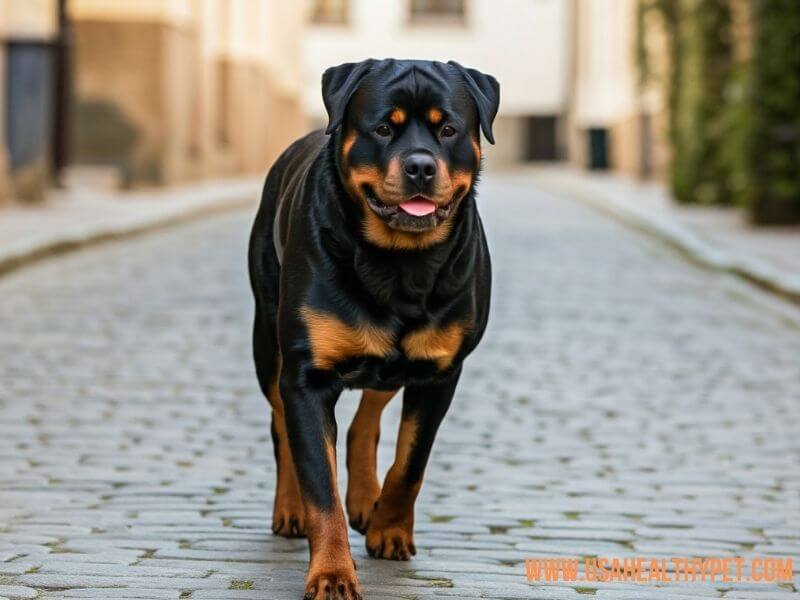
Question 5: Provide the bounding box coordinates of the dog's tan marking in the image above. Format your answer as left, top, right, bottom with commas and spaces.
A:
433, 160, 470, 203
303, 441, 361, 598
304, 505, 360, 598
389, 108, 406, 125
341, 132, 357, 160
268, 372, 306, 537
402, 322, 466, 370
365, 418, 420, 560
383, 156, 405, 195
427, 107, 443, 125
346, 389, 398, 533
347, 165, 383, 193
450, 169, 473, 200
344, 156, 471, 251
362, 212, 453, 250
471, 138, 482, 163
301, 307, 394, 370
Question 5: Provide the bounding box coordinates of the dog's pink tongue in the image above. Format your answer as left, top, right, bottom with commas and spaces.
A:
399, 197, 436, 216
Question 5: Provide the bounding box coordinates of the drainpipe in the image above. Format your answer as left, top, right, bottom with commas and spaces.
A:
52, 0, 72, 185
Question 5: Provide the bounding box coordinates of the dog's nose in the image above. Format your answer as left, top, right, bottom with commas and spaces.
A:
403, 153, 437, 187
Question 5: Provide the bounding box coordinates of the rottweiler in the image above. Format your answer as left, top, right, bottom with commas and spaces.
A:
248, 58, 498, 600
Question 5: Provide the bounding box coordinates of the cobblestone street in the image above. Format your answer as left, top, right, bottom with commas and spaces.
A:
1, 172, 799, 599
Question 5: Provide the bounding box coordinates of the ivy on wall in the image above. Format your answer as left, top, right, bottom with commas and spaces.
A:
672, 0, 733, 205
745, 0, 800, 224
643, 0, 734, 205
637, 0, 682, 180
637, 0, 800, 223
637, 0, 681, 184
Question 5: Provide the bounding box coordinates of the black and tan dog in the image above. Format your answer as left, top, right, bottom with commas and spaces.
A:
248, 58, 498, 600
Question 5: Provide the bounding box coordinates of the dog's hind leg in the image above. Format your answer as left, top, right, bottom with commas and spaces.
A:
254, 315, 305, 538
346, 389, 398, 534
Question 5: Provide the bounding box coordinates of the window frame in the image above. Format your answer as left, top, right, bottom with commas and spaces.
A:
407, 0, 468, 27
309, 0, 350, 26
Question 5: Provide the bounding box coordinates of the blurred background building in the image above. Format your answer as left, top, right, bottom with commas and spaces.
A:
568, 0, 668, 179
0, 0, 308, 203
0, 0, 61, 204
303, 0, 572, 165
0, 0, 797, 223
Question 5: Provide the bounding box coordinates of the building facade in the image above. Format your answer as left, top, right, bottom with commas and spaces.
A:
0, 0, 60, 203
567, 0, 670, 178
0, 0, 308, 203
302, 0, 673, 176
302, 0, 573, 165
1, 0, 701, 205
69, 0, 308, 187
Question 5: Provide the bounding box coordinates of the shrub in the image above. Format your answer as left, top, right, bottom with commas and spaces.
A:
671, 0, 734, 204
745, 0, 800, 224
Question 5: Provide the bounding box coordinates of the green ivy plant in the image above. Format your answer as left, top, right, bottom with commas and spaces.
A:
636, 0, 800, 223
745, 0, 800, 223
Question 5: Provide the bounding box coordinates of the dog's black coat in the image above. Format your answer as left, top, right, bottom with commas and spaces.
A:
248, 58, 498, 599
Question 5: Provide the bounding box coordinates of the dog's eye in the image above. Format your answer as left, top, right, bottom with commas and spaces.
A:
375, 124, 392, 137
440, 125, 456, 138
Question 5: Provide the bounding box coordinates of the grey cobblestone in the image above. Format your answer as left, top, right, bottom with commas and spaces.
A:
0, 172, 798, 598
0, 587, 37, 600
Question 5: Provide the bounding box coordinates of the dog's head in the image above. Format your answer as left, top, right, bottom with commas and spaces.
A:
322, 59, 499, 249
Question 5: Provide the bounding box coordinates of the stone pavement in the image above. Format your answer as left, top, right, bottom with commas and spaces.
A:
0, 177, 262, 277
528, 167, 800, 304
0, 172, 798, 599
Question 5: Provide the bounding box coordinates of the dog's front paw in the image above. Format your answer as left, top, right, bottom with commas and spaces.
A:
347, 500, 375, 535
272, 496, 306, 538
346, 487, 379, 534
365, 522, 416, 561
303, 564, 362, 600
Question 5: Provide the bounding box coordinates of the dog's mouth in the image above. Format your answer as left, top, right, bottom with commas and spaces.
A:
363, 187, 459, 232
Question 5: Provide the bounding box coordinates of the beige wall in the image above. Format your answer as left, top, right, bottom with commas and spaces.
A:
569, 0, 638, 173
0, 0, 57, 38
568, 0, 669, 178
69, 0, 308, 187
571, 0, 637, 129
69, 0, 193, 26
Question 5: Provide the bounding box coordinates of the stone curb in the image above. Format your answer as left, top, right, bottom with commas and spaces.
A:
532, 170, 800, 307
0, 178, 262, 278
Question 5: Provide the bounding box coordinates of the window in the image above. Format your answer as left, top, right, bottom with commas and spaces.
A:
524, 116, 560, 162
310, 0, 349, 25
410, 0, 466, 22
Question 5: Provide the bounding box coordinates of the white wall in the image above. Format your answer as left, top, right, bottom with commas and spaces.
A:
70, 0, 193, 25
302, 0, 571, 120
0, 0, 57, 37
571, 0, 637, 127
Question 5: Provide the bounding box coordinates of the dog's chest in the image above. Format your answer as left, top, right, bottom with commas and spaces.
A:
301, 307, 466, 382
300, 240, 476, 384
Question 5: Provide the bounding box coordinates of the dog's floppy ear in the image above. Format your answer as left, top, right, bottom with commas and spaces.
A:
448, 61, 500, 144
322, 60, 375, 134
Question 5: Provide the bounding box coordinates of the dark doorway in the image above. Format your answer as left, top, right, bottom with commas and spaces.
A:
524, 116, 558, 161
4, 41, 54, 172
638, 112, 653, 179
588, 127, 610, 170
52, 0, 73, 181
3, 0, 71, 197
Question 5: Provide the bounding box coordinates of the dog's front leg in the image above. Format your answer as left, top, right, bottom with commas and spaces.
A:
280, 361, 361, 600
366, 368, 461, 560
